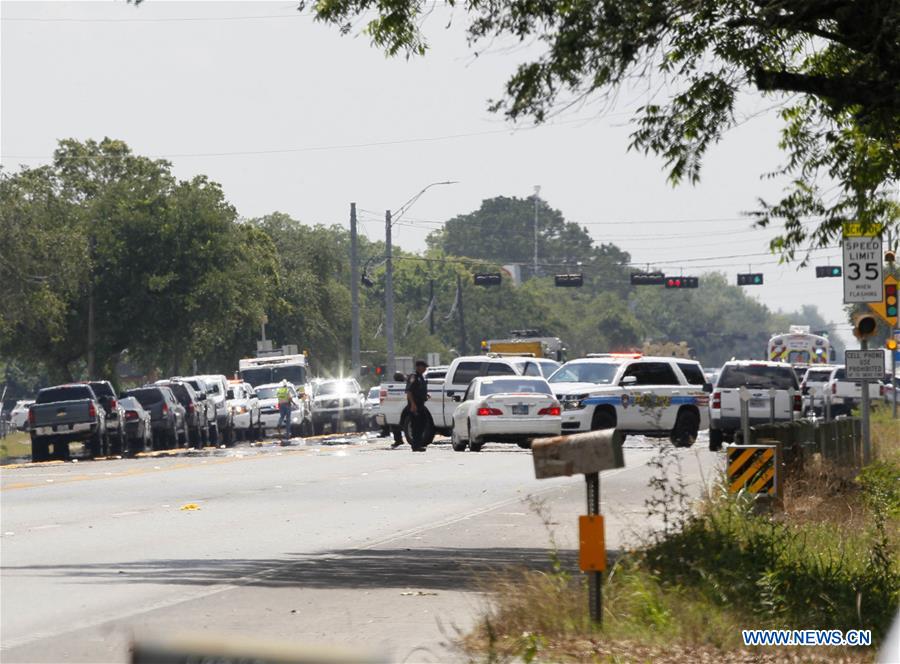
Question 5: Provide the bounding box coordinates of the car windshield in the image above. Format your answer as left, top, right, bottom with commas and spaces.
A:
124, 389, 163, 408
317, 381, 355, 395
536, 360, 561, 377
805, 369, 833, 382
367, 387, 380, 399
36, 386, 94, 403
479, 379, 552, 396
119, 397, 142, 411
240, 365, 307, 387
549, 362, 618, 385
88, 382, 114, 398
717, 365, 799, 390
257, 386, 295, 400
163, 384, 191, 405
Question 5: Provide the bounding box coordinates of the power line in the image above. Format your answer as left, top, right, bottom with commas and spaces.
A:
1, 13, 308, 23
1, 116, 628, 162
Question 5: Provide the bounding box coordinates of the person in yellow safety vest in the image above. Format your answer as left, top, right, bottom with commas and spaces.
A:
276, 380, 293, 439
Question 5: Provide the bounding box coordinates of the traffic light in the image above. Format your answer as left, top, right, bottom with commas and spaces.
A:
665, 276, 699, 289
554, 273, 584, 287
359, 365, 370, 376
473, 273, 502, 286
887, 338, 898, 352
630, 271, 666, 286
374, 365, 385, 376
852, 313, 878, 340
737, 273, 764, 286
815, 266, 842, 278
886, 282, 898, 319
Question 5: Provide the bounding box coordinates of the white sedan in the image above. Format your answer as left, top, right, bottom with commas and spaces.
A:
10, 400, 34, 431
450, 376, 561, 452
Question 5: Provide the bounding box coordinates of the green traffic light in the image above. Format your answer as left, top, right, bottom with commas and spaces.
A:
832, 267, 841, 276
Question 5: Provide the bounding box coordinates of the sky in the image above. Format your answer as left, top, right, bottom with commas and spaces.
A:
1, 0, 853, 346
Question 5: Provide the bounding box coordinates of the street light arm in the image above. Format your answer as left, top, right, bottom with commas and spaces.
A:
391, 180, 459, 225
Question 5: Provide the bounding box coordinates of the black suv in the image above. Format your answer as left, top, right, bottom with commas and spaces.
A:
157, 380, 210, 448
121, 386, 187, 449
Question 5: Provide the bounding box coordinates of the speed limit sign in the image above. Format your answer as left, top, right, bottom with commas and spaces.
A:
843, 230, 882, 304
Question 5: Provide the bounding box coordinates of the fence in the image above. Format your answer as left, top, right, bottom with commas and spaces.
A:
748, 418, 863, 468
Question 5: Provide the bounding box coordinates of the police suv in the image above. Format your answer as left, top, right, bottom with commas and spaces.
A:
548, 354, 711, 446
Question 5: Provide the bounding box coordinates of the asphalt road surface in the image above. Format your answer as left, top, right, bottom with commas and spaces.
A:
1, 433, 720, 663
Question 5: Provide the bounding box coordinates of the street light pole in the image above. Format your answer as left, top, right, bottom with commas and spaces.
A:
533, 185, 541, 278
350, 203, 360, 377
385, 209, 396, 377
384, 181, 458, 376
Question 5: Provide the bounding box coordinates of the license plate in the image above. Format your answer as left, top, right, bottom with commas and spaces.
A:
511, 405, 529, 415
749, 399, 769, 408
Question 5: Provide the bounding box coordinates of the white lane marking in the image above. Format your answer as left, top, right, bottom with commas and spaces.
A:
29, 524, 60, 531
111, 511, 140, 517
1, 457, 647, 652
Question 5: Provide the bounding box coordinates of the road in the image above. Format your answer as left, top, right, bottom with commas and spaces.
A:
1, 433, 720, 663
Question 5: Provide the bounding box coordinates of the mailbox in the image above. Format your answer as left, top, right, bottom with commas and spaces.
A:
532, 430, 624, 480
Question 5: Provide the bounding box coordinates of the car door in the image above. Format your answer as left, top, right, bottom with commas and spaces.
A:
619, 361, 682, 430
443, 361, 485, 427
453, 381, 476, 437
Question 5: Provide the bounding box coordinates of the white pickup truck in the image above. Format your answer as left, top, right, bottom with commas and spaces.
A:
824, 366, 884, 416
708, 360, 801, 449
378, 356, 537, 444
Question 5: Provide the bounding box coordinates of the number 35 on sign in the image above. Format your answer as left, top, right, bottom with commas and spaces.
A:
843, 234, 883, 304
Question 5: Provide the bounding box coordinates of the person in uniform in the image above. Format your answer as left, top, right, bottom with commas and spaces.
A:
275, 380, 293, 440
405, 360, 429, 451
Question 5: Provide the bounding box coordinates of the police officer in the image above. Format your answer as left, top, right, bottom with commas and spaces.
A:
405, 360, 429, 452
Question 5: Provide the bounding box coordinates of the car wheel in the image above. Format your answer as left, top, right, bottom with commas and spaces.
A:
313, 420, 325, 436
451, 425, 468, 452
301, 419, 314, 437
591, 407, 616, 431
209, 424, 219, 445
468, 422, 484, 452
31, 435, 50, 463
86, 432, 103, 459
671, 409, 699, 448
709, 428, 724, 452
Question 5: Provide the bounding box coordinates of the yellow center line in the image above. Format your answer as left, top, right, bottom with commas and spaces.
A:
1, 441, 377, 492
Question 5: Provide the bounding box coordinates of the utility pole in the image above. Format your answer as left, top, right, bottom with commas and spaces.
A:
350, 203, 360, 377
429, 279, 435, 336
533, 185, 541, 278
87, 235, 96, 379
457, 273, 466, 354
385, 210, 396, 377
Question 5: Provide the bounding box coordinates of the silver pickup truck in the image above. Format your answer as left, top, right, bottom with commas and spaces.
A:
29, 384, 107, 462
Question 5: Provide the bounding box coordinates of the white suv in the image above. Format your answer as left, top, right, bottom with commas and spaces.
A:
549, 355, 711, 447
709, 361, 801, 450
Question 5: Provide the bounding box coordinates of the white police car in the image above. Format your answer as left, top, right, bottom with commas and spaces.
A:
548, 354, 711, 446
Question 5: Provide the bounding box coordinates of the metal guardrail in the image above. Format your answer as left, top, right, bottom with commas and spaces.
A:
749, 418, 862, 467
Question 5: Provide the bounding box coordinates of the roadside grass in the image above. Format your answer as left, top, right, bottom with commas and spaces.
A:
871, 407, 900, 465
0, 431, 31, 463
462, 433, 900, 663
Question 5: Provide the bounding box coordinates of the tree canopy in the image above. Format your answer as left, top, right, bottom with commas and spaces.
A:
300, 0, 899, 259
1, 141, 843, 401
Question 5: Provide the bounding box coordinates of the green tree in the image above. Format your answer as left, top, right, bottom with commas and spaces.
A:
0, 138, 280, 383
302, 0, 899, 258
